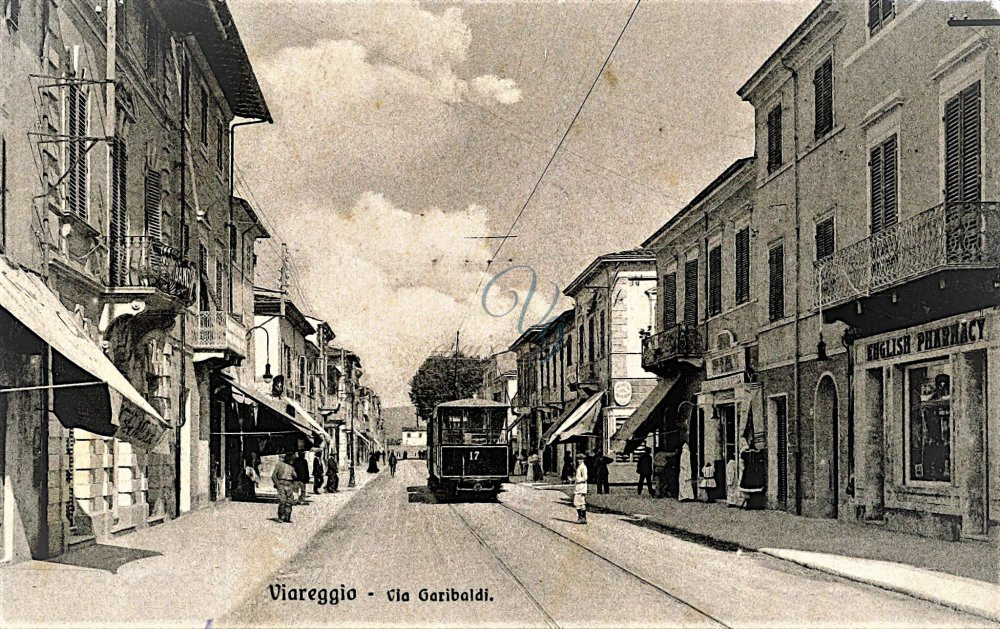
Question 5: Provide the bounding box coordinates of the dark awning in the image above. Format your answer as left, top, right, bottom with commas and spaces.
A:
0, 256, 168, 447
221, 375, 322, 446
610, 375, 679, 454
161, 0, 271, 121
545, 391, 603, 446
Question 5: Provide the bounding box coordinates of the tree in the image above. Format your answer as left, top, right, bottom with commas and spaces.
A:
408, 354, 487, 423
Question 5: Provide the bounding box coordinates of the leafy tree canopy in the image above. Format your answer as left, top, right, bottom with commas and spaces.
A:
408, 354, 487, 423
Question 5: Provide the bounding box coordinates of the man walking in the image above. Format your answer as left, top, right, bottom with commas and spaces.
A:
636, 449, 654, 495
388, 451, 398, 477
272, 453, 297, 523
574, 453, 588, 524
293, 451, 310, 504
312, 452, 325, 494
594, 451, 611, 495
653, 448, 670, 498
326, 453, 340, 493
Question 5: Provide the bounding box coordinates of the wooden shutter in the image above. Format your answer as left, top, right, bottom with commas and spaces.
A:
768, 245, 784, 322
868, 0, 881, 32
215, 258, 224, 310
708, 245, 722, 316
109, 137, 128, 284
144, 170, 163, 241
735, 228, 750, 304
881, 135, 898, 228
815, 217, 835, 260
67, 84, 88, 220
588, 316, 595, 363
944, 82, 981, 204
767, 105, 782, 173
870, 142, 885, 233
662, 272, 677, 327
813, 58, 833, 139
683, 259, 698, 326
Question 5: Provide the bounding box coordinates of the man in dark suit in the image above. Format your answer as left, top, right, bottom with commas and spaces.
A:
636, 449, 654, 495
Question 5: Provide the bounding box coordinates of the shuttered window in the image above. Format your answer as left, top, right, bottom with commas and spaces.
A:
578, 326, 584, 366
144, 170, 163, 241
708, 245, 722, 317
870, 134, 898, 233
768, 244, 785, 322
683, 259, 698, 326
198, 244, 209, 311
813, 57, 833, 139
215, 258, 224, 311
66, 83, 88, 220
109, 137, 128, 285
815, 216, 835, 260
868, 0, 895, 36
566, 333, 572, 366
767, 104, 782, 173
200, 88, 208, 145
735, 227, 750, 304
662, 272, 677, 328
217, 120, 225, 170
587, 316, 595, 363
598, 311, 606, 358
944, 82, 981, 204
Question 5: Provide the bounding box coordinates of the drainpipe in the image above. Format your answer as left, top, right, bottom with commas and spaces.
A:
175, 42, 189, 515
780, 54, 803, 516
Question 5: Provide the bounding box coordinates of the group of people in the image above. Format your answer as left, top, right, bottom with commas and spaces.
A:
560, 451, 613, 494
635, 446, 690, 499
514, 450, 544, 481
269, 450, 341, 523
367, 450, 399, 476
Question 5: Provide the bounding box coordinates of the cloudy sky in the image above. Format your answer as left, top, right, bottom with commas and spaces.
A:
230, 0, 816, 406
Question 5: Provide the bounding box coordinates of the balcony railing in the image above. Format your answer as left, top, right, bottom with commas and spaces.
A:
112, 236, 196, 305
193, 312, 247, 359
816, 202, 1000, 310
641, 324, 705, 371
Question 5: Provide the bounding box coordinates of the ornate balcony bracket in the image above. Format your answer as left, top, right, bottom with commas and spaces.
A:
98, 299, 147, 334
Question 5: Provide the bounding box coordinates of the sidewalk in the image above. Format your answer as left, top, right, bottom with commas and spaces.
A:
525, 481, 1000, 621
0, 471, 379, 627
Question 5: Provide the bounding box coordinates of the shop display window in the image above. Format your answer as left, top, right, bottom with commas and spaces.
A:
905, 361, 951, 483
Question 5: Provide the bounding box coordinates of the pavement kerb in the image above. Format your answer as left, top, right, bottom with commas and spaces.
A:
756, 548, 1000, 624
519, 481, 1000, 624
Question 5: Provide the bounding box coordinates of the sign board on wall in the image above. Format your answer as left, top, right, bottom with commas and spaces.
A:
861, 314, 989, 364
613, 380, 633, 406
707, 347, 745, 379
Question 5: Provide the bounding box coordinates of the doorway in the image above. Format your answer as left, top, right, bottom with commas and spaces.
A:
815, 375, 839, 518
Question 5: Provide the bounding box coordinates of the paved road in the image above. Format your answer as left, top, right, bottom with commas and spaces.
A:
224, 461, 987, 627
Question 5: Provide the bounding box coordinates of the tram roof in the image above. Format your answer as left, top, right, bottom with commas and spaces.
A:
435, 398, 509, 409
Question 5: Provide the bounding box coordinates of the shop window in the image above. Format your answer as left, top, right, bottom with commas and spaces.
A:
906, 361, 951, 483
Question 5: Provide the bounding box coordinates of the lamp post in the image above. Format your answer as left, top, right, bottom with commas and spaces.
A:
245, 323, 274, 383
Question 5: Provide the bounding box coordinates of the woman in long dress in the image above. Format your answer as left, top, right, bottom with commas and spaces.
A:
367, 451, 380, 473
677, 442, 695, 501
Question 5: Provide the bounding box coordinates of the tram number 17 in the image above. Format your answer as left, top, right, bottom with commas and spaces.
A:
468, 451, 480, 461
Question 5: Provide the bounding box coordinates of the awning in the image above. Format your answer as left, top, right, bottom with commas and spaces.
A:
355, 431, 372, 447
610, 375, 679, 454
540, 399, 584, 445
223, 376, 321, 445
545, 391, 603, 446
0, 256, 168, 446
284, 397, 329, 445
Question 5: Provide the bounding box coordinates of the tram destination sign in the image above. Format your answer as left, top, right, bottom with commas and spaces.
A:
864, 317, 986, 363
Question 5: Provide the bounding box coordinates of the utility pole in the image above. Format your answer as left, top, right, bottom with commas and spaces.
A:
453, 330, 460, 400
346, 348, 356, 488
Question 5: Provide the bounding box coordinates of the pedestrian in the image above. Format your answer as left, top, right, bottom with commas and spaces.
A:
367, 450, 380, 473
326, 453, 340, 493
560, 452, 574, 483
527, 450, 542, 481
678, 442, 695, 501
653, 448, 670, 498
312, 451, 325, 494
573, 453, 588, 524
389, 451, 398, 477
515, 450, 527, 476
594, 451, 611, 494
293, 451, 310, 504
636, 449, 654, 495
272, 453, 297, 523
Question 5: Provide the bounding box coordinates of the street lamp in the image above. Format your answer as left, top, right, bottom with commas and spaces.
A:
246, 323, 273, 383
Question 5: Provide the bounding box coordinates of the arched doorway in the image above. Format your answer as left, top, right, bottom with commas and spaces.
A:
814, 375, 839, 518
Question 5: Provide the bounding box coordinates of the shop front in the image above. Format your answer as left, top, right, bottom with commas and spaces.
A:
853, 308, 997, 541
695, 342, 765, 507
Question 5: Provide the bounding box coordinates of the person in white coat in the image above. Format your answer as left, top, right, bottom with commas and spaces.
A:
574, 453, 589, 524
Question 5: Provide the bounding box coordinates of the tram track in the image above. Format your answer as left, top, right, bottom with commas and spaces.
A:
448, 499, 729, 628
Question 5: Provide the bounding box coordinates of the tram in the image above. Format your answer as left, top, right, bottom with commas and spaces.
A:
427, 398, 510, 499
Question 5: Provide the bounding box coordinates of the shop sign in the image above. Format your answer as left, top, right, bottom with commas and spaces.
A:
864, 316, 987, 363
613, 380, 633, 406
707, 347, 744, 379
